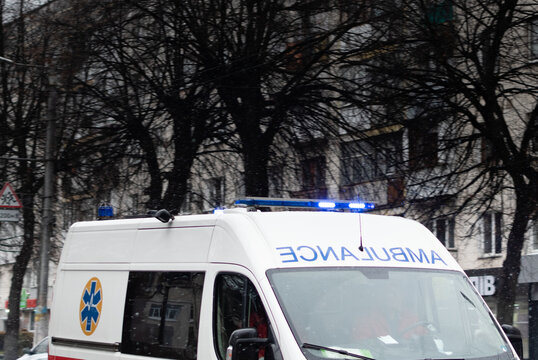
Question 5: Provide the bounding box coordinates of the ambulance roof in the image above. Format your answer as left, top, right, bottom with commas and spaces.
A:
64, 210, 461, 274
213, 211, 462, 273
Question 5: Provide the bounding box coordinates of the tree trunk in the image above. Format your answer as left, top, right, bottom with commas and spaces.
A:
215, 70, 272, 199
496, 188, 534, 325
243, 142, 270, 197
4, 194, 36, 360
160, 109, 198, 211
136, 129, 163, 210
162, 163, 192, 211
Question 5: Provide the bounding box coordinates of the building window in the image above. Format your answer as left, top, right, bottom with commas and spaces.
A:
477, 31, 501, 72
341, 133, 402, 184
483, 212, 502, 255
149, 303, 181, 321
121, 272, 204, 359
346, 0, 403, 21
428, 218, 455, 248
426, 0, 453, 25
531, 19, 538, 60
148, 303, 161, 318
341, 140, 372, 184
408, 127, 438, 169
531, 133, 538, 155
209, 177, 224, 208
531, 222, 538, 252
213, 273, 270, 360
527, 112, 538, 155
387, 177, 405, 205
268, 166, 284, 197
284, 42, 304, 72
299, 156, 327, 197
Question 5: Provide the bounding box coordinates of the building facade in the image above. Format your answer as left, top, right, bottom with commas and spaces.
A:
0, 0, 536, 358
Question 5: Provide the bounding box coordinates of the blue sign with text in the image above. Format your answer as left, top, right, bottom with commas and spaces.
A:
276, 245, 447, 266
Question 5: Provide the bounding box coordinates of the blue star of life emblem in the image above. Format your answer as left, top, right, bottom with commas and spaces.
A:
79, 277, 103, 335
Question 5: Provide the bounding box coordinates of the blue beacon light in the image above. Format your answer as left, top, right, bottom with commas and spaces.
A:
234, 198, 374, 211
348, 202, 366, 209
318, 201, 336, 209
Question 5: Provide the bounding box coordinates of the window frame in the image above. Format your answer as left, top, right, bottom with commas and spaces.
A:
530, 19, 538, 61
429, 217, 455, 249
341, 132, 403, 185
482, 212, 502, 255
425, 0, 454, 25
212, 272, 271, 360
121, 271, 205, 359
209, 177, 225, 208
531, 221, 538, 252
300, 156, 326, 191
408, 126, 439, 170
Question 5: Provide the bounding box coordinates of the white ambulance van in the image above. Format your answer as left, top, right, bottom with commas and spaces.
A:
49, 199, 519, 360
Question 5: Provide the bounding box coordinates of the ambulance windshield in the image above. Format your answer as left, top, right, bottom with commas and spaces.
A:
267, 268, 515, 360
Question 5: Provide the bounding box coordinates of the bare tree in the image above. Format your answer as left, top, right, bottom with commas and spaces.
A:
341, 0, 538, 324
163, 0, 369, 198
0, 1, 124, 356
0, 0, 51, 357
63, 0, 229, 211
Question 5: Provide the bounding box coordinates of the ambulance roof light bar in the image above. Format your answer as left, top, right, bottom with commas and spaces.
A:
234, 197, 375, 211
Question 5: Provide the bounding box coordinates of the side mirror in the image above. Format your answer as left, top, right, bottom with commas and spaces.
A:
502, 324, 523, 358
22, 347, 32, 355
226, 328, 269, 360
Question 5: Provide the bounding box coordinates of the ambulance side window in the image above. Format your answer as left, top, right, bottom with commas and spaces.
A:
213, 273, 269, 360
121, 271, 204, 359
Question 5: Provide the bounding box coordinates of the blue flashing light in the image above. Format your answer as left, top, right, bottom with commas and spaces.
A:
234, 197, 375, 212
98, 204, 114, 217
348, 202, 366, 209
213, 208, 225, 215
318, 201, 336, 208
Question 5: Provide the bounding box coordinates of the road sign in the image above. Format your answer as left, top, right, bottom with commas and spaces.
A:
0, 209, 20, 222
0, 182, 23, 208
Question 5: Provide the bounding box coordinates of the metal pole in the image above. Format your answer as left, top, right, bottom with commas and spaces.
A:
35, 77, 57, 343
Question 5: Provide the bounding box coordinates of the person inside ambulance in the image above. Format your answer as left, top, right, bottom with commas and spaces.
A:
215, 273, 275, 360
353, 286, 436, 348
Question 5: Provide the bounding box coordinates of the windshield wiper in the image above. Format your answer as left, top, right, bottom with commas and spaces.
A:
302, 342, 376, 360
460, 291, 476, 308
